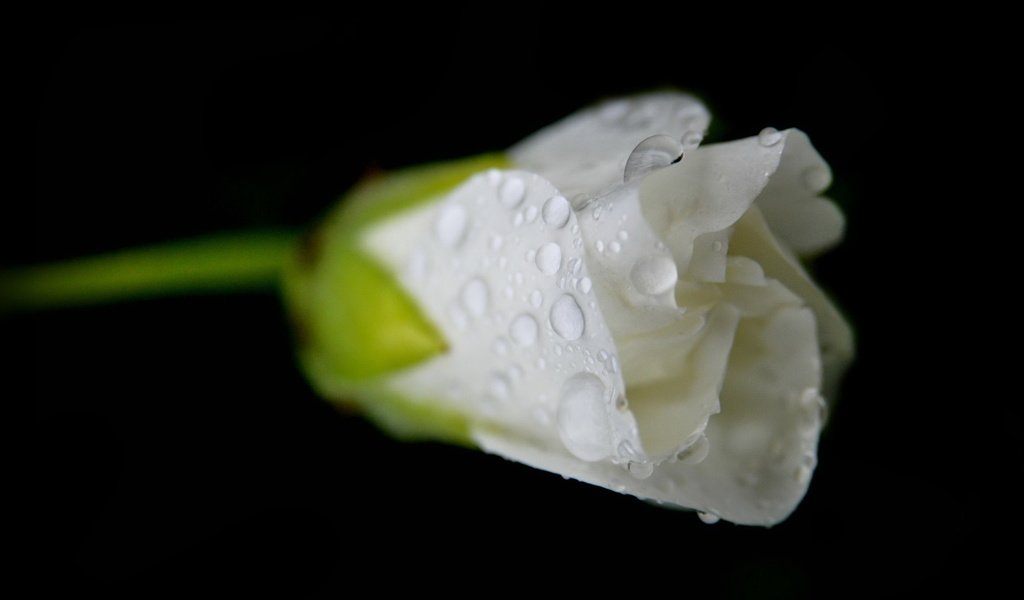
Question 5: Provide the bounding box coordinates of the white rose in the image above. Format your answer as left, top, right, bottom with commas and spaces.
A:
285, 92, 854, 526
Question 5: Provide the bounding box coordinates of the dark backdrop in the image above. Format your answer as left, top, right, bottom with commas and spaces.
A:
18, 16, 1012, 598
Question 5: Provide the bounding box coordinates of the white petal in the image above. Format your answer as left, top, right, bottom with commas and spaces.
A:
755, 129, 845, 256
729, 207, 854, 401
362, 170, 645, 467
510, 92, 711, 199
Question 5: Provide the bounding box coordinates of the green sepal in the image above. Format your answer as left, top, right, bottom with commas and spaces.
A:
284, 153, 509, 443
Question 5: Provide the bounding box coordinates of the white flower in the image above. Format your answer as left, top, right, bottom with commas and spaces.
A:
286, 92, 853, 526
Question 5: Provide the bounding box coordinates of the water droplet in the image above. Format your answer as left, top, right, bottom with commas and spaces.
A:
514, 271, 524, 286
509, 313, 539, 347
676, 434, 710, 465
592, 205, 603, 221
680, 130, 703, 150
553, 344, 563, 357
609, 241, 622, 253
577, 277, 592, 294
435, 205, 468, 248
758, 127, 782, 147
801, 165, 831, 192
597, 350, 609, 362
529, 289, 543, 308
513, 211, 524, 227
624, 134, 684, 182
499, 177, 526, 208
536, 357, 547, 369
561, 258, 575, 276
550, 294, 585, 341
488, 373, 512, 400
490, 235, 504, 252
493, 337, 509, 355
617, 440, 639, 460
711, 240, 724, 252
459, 278, 489, 318
618, 230, 629, 241
697, 511, 720, 525
525, 249, 536, 262
557, 373, 611, 461
630, 255, 678, 295
794, 460, 811, 483
595, 240, 605, 253
535, 242, 563, 275
541, 195, 570, 229
627, 461, 654, 480
614, 394, 629, 412
524, 205, 539, 223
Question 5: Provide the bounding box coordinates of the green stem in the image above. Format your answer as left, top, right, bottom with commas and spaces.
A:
1, 230, 299, 314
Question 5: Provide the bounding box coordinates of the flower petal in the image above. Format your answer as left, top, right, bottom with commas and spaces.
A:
362, 169, 645, 466
754, 129, 845, 256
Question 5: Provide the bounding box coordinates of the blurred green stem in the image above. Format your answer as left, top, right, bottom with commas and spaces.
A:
1, 230, 299, 314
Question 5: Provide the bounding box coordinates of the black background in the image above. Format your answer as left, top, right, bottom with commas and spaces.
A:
17, 16, 1014, 598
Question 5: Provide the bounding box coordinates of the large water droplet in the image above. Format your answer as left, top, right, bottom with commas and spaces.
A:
630, 255, 678, 295
499, 177, 526, 208
557, 373, 611, 461
624, 134, 684, 182
534, 243, 562, 276
758, 127, 782, 147
542, 195, 571, 229
509, 313, 539, 347
550, 294, 585, 340
435, 205, 468, 248
460, 277, 489, 317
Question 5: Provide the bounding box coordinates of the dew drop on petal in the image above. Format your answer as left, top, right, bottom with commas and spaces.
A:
758, 127, 782, 147
434, 205, 468, 248
627, 461, 654, 480
680, 130, 704, 150
557, 372, 611, 461
460, 277, 489, 317
630, 255, 678, 295
697, 511, 720, 525
509, 313, 539, 347
488, 373, 512, 400
550, 294, 585, 340
524, 205, 539, 223
542, 195, 571, 228
499, 177, 526, 208
577, 277, 593, 294
529, 289, 543, 308
624, 134, 685, 182
801, 165, 832, 192
535, 242, 563, 275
